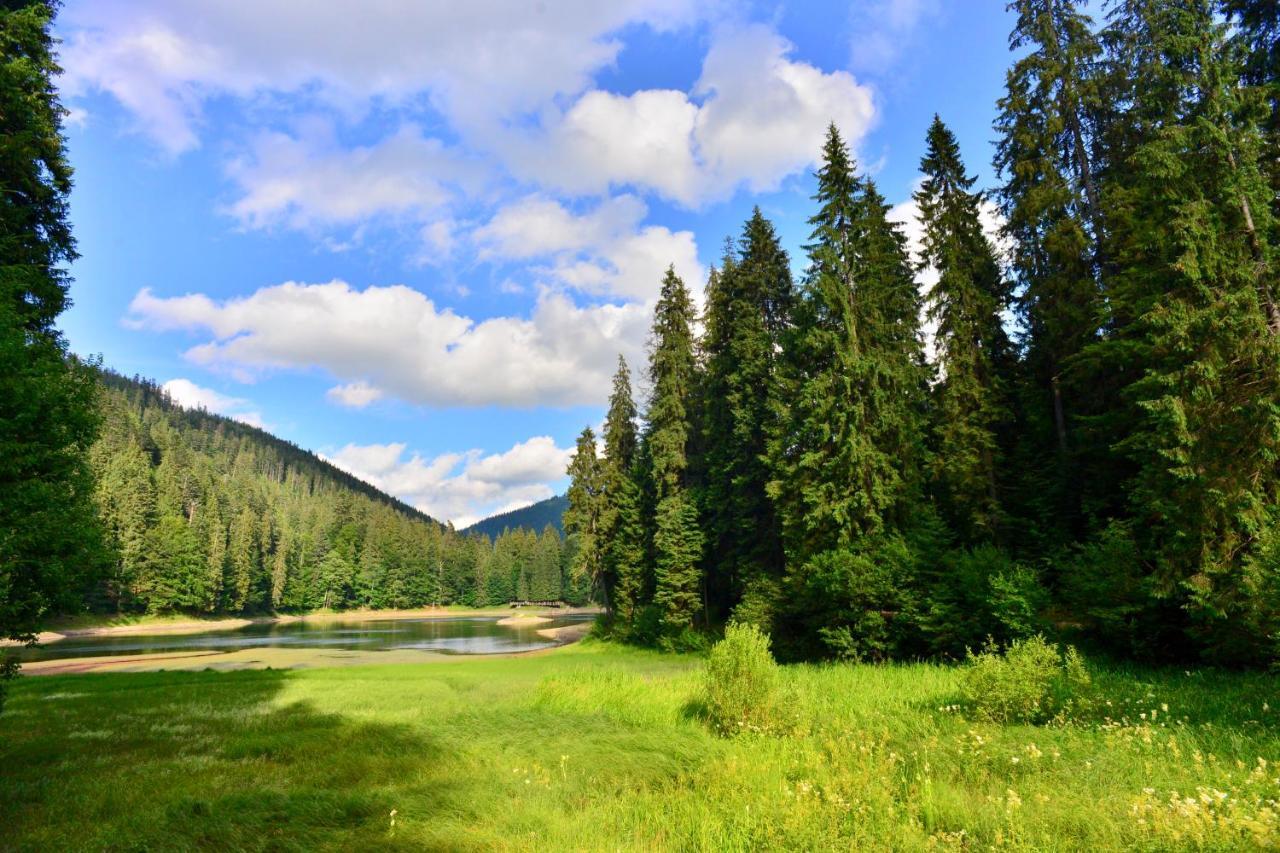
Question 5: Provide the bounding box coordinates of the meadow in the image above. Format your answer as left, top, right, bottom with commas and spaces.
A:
1, 641, 1278, 851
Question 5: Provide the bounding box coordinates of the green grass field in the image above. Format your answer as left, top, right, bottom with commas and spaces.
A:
2, 641, 1278, 851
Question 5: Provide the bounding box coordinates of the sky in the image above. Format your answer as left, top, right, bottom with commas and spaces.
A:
53, 0, 1016, 528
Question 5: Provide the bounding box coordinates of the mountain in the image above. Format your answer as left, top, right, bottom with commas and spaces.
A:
463, 495, 568, 540
86, 371, 593, 614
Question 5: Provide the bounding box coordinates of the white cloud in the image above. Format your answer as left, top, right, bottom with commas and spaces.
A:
323, 435, 572, 527
505, 25, 876, 206
848, 0, 941, 74
476, 194, 703, 302
59, 0, 704, 155
161, 378, 265, 428
126, 280, 651, 408
326, 381, 384, 409
224, 123, 472, 232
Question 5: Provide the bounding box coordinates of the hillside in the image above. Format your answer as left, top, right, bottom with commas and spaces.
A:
463, 494, 568, 539
87, 371, 590, 614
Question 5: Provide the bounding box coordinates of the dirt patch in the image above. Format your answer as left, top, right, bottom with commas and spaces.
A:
536, 622, 593, 644
496, 614, 553, 626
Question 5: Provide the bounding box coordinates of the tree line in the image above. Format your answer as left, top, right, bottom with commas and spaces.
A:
88, 372, 591, 615
566, 0, 1280, 664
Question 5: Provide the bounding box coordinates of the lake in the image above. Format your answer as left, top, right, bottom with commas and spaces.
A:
19, 613, 597, 662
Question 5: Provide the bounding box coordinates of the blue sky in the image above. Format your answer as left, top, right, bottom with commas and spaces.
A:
54, 0, 1015, 527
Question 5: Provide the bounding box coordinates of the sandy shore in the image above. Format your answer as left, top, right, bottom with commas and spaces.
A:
495, 614, 553, 626
2, 605, 599, 647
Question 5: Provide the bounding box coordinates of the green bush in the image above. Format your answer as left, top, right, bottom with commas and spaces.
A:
919, 546, 1047, 657
959, 635, 1091, 724
704, 622, 782, 735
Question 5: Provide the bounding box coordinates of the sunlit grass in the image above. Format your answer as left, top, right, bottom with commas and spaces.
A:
2, 641, 1277, 850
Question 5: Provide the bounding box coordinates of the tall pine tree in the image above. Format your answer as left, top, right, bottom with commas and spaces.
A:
646, 267, 704, 630
0, 0, 102, 705
916, 116, 1014, 543
1090, 0, 1280, 659
701, 211, 792, 622
599, 356, 646, 622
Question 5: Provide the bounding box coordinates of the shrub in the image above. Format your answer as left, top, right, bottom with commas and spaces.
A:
919, 546, 1047, 657
704, 622, 782, 735
781, 539, 916, 662
959, 635, 1091, 724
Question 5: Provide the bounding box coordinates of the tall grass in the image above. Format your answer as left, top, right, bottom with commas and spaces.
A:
1, 641, 1277, 850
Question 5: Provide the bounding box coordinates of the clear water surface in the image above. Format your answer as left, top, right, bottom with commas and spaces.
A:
19, 613, 596, 661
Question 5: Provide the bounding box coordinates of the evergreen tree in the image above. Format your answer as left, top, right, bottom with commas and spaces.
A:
701, 213, 792, 621
646, 267, 704, 629
138, 515, 207, 613
598, 357, 641, 613
1222, 0, 1280, 221
1090, 0, 1280, 658
531, 526, 563, 601
564, 427, 604, 601
916, 116, 1014, 543
995, 0, 1106, 550
0, 0, 102, 706
772, 126, 927, 563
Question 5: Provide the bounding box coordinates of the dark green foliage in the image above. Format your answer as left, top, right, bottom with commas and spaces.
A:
917, 117, 1014, 544
701, 215, 792, 622
995, 0, 1105, 553
771, 126, 927, 574
652, 492, 704, 630
780, 541, 917, 662
599, 357, 644, 618
462, 495, 567, 539
1086, 0, 1280, 661
919, 546, 1048, 657
564, 426, 604, 600
0, 0, 104, 707
86, 373, 575, 615
645, 268, 704, 630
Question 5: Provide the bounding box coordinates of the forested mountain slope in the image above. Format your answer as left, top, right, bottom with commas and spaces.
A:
88, 372, 591, 614
463, 495, 568, 539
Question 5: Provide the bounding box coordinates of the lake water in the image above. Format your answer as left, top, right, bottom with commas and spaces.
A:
19, 613, 597, 662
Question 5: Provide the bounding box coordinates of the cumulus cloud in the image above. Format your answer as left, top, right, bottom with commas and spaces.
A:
323, 435, 572, 527
505, 24, 876, 206
126, 280, 650, 408
326, 381, 384, 409
161, 378, 265, 428
224, 123, 475, 232
475, 194, 703, 302
59, 0, 703, 155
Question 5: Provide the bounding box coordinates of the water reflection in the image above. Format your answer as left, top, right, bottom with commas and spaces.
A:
19, 614, 596, 661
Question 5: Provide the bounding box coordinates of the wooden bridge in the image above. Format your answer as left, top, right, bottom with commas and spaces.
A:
508, 600, 564, 608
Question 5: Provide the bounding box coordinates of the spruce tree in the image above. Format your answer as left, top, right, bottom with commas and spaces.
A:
701, 211, 792, 622
916, 116, 1014, 543
599, 356, 646, 621
1091, 0, 1280, 658
646, 267, 704, 629
0, 0, 103, 704
770, 126, 927, 657
995, 0, 1106, 550
563, 427, 604, 602
772, 127, 926, 558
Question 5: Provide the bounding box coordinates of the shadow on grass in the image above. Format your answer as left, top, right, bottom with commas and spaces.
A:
0, 669, 467, 851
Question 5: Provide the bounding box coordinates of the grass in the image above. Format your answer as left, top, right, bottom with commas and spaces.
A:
2, 641, 1278, 850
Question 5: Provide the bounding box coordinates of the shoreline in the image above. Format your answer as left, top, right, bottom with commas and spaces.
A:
2, 605, 601, 647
